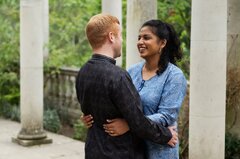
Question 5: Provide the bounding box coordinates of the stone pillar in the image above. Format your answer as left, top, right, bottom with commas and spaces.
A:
126, 0, 157, 68
43, 0, 49, 59
189, 0, 227, 158
102, 0, 122, 66
12, 0, 52, 146
226, 0, 240, 137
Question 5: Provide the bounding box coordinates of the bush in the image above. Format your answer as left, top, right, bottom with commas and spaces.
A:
43, 109, 61, 133
0, 0, 20, 117
73, 119, 87, 141
10, 105, 20, 121
225, 132, 240, 159
0, 102, 13, 118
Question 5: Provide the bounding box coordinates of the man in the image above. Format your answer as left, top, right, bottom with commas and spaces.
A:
76, 14, 177, 159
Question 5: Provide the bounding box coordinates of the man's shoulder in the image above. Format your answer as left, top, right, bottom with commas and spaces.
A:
114, 65, 128, 74
112, 66, 131, 81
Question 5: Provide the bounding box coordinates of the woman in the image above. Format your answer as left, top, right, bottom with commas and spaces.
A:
82, 19, 187, 159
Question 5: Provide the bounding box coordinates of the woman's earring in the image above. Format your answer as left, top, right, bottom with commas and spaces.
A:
158, 49, 162, 54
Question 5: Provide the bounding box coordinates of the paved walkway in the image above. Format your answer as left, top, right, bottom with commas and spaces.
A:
0, 118, 85, 159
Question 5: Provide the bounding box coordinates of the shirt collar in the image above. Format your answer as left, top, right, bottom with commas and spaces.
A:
92, 54, 116, 65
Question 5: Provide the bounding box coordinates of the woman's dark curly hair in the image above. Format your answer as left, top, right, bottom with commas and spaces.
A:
141, 20, 183, 74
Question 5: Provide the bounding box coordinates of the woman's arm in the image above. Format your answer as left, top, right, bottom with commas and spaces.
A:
103, 118, 178, 147
82, 114, 178, 147
81, 114, 94, 128
81, 115, 130, 136
147, 72, 187, 127
103, 118, 130, 136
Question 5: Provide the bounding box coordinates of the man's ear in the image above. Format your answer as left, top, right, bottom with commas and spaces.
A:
108, 32, 115, 43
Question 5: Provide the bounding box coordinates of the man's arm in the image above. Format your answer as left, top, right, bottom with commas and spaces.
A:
103, 118, 178, 147
110, 73, 172, 144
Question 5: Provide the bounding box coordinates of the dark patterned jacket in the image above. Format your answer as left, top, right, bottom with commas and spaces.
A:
75, 54, 172, 159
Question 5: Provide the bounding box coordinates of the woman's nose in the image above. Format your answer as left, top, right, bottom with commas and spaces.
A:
137, 38, 143, 44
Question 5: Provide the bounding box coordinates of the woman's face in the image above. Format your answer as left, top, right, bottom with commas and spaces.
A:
137, 26, 165, 59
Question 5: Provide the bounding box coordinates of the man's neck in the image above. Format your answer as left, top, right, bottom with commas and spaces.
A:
93, 47, 114, 59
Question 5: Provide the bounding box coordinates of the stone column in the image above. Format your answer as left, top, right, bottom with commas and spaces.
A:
102, 0, 122, 66
126, 0, 157, 68
12, 0, 52, 146
189, 0, 227, 158
226, 0, 240, 137
43, 0, 49, 59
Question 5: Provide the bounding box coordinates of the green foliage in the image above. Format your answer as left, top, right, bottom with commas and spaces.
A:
225, 132, 240, 159
0, 102, 12, 118
158, 0, 191, 78
43, 109, 61, 133
0, 72, 20, 105
121, 0, 127, 69
177, 55, 190, 79
10, 105, 20, 121
0, 0, 20, 116
158, 0, 191, 49
45, 0, 101, 68
0, 0, 102, 116
0, 102, 20, 121
73, 119, 87, 141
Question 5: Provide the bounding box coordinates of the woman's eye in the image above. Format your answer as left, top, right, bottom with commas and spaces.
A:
138, 35, 151, 41
143, 35, 151, 40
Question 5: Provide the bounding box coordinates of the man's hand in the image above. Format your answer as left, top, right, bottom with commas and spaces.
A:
167, 126, 178, 147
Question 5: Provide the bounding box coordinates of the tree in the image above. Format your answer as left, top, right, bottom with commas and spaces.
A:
0, 0, 20, 117
158, 0, 191, 78
45, 0, 101, 68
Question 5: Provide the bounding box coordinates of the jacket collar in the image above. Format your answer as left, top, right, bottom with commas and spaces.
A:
92, 54, 116, 65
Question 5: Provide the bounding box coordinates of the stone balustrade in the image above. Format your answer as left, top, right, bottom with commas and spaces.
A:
44, 67, 81, 125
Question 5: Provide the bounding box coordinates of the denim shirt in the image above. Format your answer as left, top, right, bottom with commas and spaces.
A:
128, 62, 187, 159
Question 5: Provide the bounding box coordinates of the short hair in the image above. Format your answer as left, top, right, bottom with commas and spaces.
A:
86, 14, 120, 49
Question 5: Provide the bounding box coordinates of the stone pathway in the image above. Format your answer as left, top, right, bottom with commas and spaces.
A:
0, 118, 85, 159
